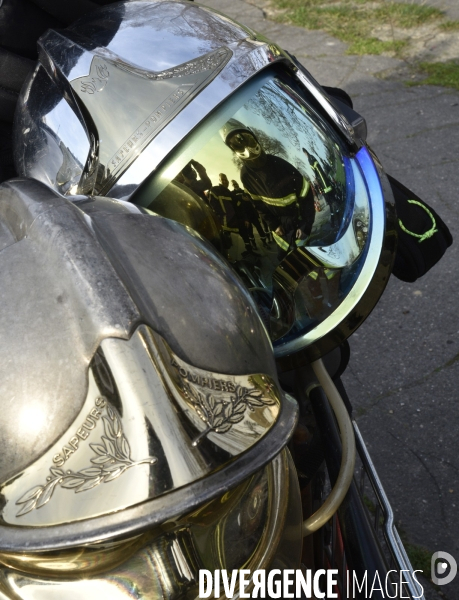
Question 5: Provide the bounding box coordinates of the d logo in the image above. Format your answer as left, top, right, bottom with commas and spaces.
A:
431, 551, 457, 586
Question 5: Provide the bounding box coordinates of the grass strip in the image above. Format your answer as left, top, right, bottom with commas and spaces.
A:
271, 0, 459, 89
274, 0, 444, 56
411, 60, 459, 91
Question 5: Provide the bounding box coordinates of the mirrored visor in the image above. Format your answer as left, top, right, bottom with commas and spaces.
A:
132, 69, 380, 353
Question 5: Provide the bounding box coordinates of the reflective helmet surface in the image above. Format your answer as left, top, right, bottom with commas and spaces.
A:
6, 8, 306, 588
14, 0, 262, 197
5, 1, 397, 596
14, 0, 396, 364
0, 176, 301, 597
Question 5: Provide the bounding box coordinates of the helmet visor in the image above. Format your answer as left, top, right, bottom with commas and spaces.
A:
132, 68, 388, 358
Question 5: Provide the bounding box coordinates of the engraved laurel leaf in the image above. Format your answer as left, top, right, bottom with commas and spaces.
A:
103, 462, 126, 472
16, 486, 44, 515
213, 419, 224, 429
16, 486, 43, 504
246, 389, 274, 410
91, 455, 112, 465
103, 467, 126, 482
50, 468, 64, 478
233, 404, 247, 417
35, 480, 60, 509
117, 435, 131, 461
246, 398, 265, 408
102, 416, 116, 440
16, 498, 40, 517
102, 436, 117, 458
214, 421, 232, 434
76, 478, 102, 492
223, 403, 233, 419
90, 443, 107, 456
229, 414, 245, 426
61, 478, 86, 489
185, 379, 275, 445
205, 395, 221, 427
79, 467, 102, 477
15, 401, 156, 517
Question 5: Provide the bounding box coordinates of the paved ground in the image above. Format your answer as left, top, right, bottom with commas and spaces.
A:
199, 0, 459, 597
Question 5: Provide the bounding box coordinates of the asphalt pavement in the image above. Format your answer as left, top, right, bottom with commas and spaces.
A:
199, 0, 459, 597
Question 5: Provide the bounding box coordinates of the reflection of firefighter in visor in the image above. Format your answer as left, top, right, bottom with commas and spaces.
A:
302, 147, 337, 227
208, 173, 254, 255
220, 119, 315, 257
177, 160, 212, 202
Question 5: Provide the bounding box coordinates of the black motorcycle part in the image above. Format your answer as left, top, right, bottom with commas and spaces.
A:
324, 341, 351, 384
322, 85, 354, 110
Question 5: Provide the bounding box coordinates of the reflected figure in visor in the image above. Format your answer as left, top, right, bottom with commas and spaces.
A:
208, 173, 254, 256
302, 147, 338, 227
220, 119, 315, 258
176, 160, 212, 202
231, 180, 269, 249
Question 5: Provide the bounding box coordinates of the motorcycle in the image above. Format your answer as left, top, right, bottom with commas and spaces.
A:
0, 1, 451, 598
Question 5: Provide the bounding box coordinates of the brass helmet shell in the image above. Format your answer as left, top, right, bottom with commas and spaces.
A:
0, 178, 297, 551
